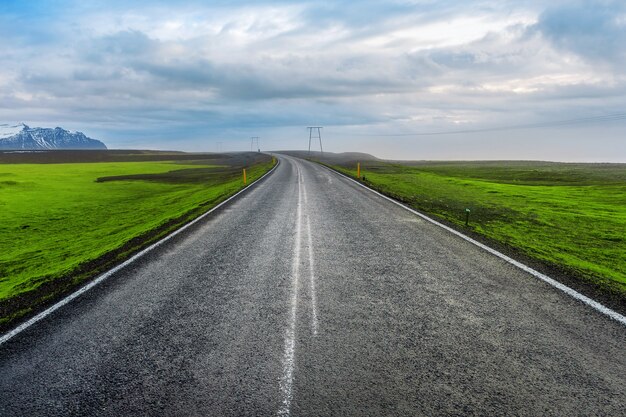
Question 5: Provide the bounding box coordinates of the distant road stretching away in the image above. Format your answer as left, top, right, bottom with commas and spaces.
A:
0, 156, 624, 416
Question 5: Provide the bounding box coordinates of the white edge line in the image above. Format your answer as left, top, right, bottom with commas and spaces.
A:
320, 163, 626, 327
0, 159, 281, 346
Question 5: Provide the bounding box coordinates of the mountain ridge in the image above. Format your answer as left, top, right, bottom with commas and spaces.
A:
0, 123, 107, 150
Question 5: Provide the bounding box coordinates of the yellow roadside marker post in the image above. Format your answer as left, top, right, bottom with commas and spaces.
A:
357, 162, 361, 179
243, 168, 247, 185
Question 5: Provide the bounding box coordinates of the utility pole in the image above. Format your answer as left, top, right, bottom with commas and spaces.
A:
307, 127, 323, 158
216, 141, 223, 153
250, 136, 260, 152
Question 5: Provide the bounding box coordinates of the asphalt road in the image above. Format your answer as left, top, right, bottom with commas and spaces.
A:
0, 155, 624, 416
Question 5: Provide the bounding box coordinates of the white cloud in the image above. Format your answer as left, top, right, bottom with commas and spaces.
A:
0, 0, 624, 160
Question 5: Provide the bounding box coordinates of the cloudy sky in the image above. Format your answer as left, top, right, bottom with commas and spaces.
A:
1, 0, 625, 161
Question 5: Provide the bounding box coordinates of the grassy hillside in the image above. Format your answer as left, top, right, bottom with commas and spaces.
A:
0, 152, 275, 326
329, 160, 626, 297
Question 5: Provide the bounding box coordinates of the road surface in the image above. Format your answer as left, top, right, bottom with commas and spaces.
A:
0, 155, 624, 416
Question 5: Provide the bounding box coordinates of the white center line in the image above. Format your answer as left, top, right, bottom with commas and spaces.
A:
278, 165, 303, 417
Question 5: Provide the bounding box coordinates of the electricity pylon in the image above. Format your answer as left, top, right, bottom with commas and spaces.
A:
250, 137, 260, 152
307, 127, 323, 157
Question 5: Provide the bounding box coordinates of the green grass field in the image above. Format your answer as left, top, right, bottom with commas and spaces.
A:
0, 152, 274, 325
330, 160, 626, 296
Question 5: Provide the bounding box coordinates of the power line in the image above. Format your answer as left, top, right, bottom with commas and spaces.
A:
348, 112, 626, 137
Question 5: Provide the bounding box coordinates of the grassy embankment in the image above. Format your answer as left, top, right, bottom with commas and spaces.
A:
330, 160, 626, 297
0, 151, 275, 326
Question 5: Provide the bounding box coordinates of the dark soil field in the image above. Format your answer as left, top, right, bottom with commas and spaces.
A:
0, 149, 266, 165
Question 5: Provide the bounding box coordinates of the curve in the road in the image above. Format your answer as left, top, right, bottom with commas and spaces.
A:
0, 155, 624, 416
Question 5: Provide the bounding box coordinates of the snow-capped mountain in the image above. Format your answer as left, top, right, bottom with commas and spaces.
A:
0, 123, 107, 150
